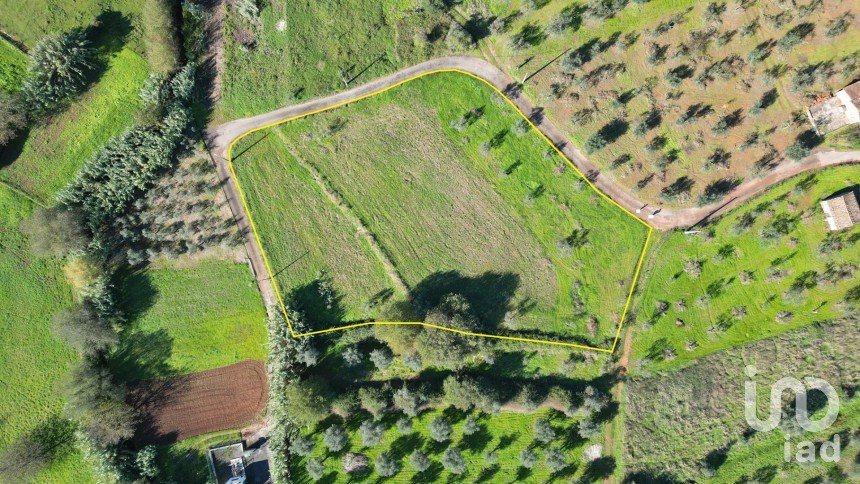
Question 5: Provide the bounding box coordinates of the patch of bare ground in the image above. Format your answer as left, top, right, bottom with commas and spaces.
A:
129, 360, 268, 445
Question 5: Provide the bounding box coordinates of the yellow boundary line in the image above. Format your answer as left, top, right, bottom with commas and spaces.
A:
227, 68, 654, 353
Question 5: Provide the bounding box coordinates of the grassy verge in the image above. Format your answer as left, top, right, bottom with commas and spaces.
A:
0, 185, 94, 482
631, 165, 859, 371
0, 37, 26, 91
233, 71, 648, 345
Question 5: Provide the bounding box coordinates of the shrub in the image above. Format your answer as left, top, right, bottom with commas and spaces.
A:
306, 458, 325, 481
359, 420, 385, 447
410, 450, 431, 472
323, 425, 348, 452
290, 435, 315, 456
429, 416, 452, 442
785, 141, 809, 161
583, 132, 607, 153
519, 447, 538, 468
403, 352, 422, 371
375, 452, 399, 477
368, 347, 393, 370
534, 418, 556, 443
358, 386, 389, 419
545, 447, 568, 473
142, 0, 181, 74
826, 13, 853, 38
181, 1, 210, 63
24, 29, 94, 115
462, 415, 480, 435
445, 23, 473, 50
441, 447, 466, 474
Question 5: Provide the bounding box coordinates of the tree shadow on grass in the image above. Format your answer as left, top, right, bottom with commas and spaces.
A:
409, 270, 520, 331
289, 276, 348, 332
476, 464, 500, 482
583, 456, 616, 481
411, 461, 443, 483
460, 426, 492, 454
0, 414, 77, 482
389, 433, 424, 460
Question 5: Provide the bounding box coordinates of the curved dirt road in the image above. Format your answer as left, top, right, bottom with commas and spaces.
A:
206, 55, 858, 230
203, 55, 858, 305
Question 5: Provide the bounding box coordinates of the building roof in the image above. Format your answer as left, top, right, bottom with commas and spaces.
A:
208, 443, 246, 484
820, 191, 860, 231
807, 81, 860, 135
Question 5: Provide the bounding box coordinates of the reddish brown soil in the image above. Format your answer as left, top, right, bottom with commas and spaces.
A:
129, 360, 268, 445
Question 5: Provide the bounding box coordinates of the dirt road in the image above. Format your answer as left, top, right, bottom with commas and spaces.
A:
203, 54, 858, 312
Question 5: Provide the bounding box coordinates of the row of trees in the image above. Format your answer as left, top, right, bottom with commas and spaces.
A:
15, 5, 198, 478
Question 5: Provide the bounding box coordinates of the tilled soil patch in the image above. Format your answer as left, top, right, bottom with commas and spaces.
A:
129, 360, 268, 445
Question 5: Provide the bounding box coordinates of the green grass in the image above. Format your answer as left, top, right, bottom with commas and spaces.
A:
824, 124, 860, 151
113, 259, 267, 381
0, 186, 94, 482
0, 0, 143, 50
233, 72, 648, 345
0, 47, 149, 201
631, 165, 860, 371
292, 406, 595, 482
217, 0, 458, 120
0, 37, 26, 92
625, 316, 858, 482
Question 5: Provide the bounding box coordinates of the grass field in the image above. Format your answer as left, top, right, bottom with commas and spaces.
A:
233, 71, 648, 345
112, 259, 267, 382
0, 186, 94, 482
0, 0, 143, 51
0, 47, 149, 201
630, 165, 859, 370
217, 0, 461, 120
625, 316, 858, 482
292, 406, 596, 482
481, 0, 859, 207
0, 37, 26, 92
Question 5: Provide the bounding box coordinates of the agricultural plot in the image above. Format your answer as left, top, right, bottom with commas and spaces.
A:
129, 360, 268, 445
631, 165, 859, 370
291, 406, 598, 482
625, 317, 858, 482
112, 259, 267, 382
0, 186, 94, 482
482, 0, 859, 206
232, 71, 649, 347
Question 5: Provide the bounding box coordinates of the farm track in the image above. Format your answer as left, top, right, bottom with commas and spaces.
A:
204, 54, 859, 315
128, 360, 268, 445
